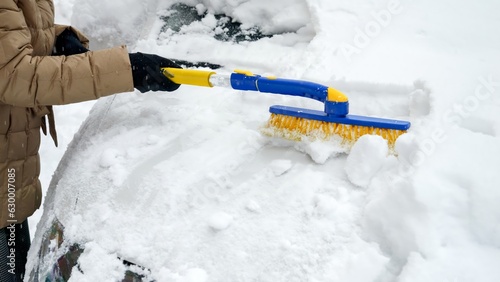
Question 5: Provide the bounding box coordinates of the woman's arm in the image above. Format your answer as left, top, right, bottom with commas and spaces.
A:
0, 1, 134, 107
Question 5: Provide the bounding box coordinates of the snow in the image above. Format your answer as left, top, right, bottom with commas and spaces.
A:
207, 212, 233, 231
345, 135, 389, 188
25, 0, 500, 281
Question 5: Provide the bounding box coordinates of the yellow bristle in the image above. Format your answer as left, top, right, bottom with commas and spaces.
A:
264, 114, 407, 146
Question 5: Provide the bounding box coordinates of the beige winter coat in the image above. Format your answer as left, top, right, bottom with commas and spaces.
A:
0, 0, 134, 228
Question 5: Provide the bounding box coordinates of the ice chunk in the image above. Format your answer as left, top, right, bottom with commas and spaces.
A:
208, 212, 233, 231
345, 135, 389, 188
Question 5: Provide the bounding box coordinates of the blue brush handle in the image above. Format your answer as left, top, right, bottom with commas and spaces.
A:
270, 105, 411, 130
230, 72, 329, 102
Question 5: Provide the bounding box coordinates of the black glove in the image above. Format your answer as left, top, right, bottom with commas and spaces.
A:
129, 52, 181, 93
53, 28, 89, 56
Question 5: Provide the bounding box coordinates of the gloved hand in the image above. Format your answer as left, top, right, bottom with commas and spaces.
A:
53, 28, 89, 56
129, 52, 181, 93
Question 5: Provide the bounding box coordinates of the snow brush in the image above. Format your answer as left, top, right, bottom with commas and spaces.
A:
162, 68, 411, 145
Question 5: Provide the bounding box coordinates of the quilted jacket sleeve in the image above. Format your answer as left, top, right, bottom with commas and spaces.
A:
0, 1, 135, 107
54, 24, 91, 49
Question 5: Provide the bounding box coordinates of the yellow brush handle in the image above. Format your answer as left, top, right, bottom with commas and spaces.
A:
162, 68, 216, 87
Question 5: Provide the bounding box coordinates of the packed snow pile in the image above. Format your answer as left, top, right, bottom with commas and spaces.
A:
28, 0, 500, 281
345, 135, 389, 188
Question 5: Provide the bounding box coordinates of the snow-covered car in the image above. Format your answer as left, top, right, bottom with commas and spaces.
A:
26, 0, 500, 281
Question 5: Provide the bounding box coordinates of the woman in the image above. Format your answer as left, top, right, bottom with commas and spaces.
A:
0, 0, 180, 280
